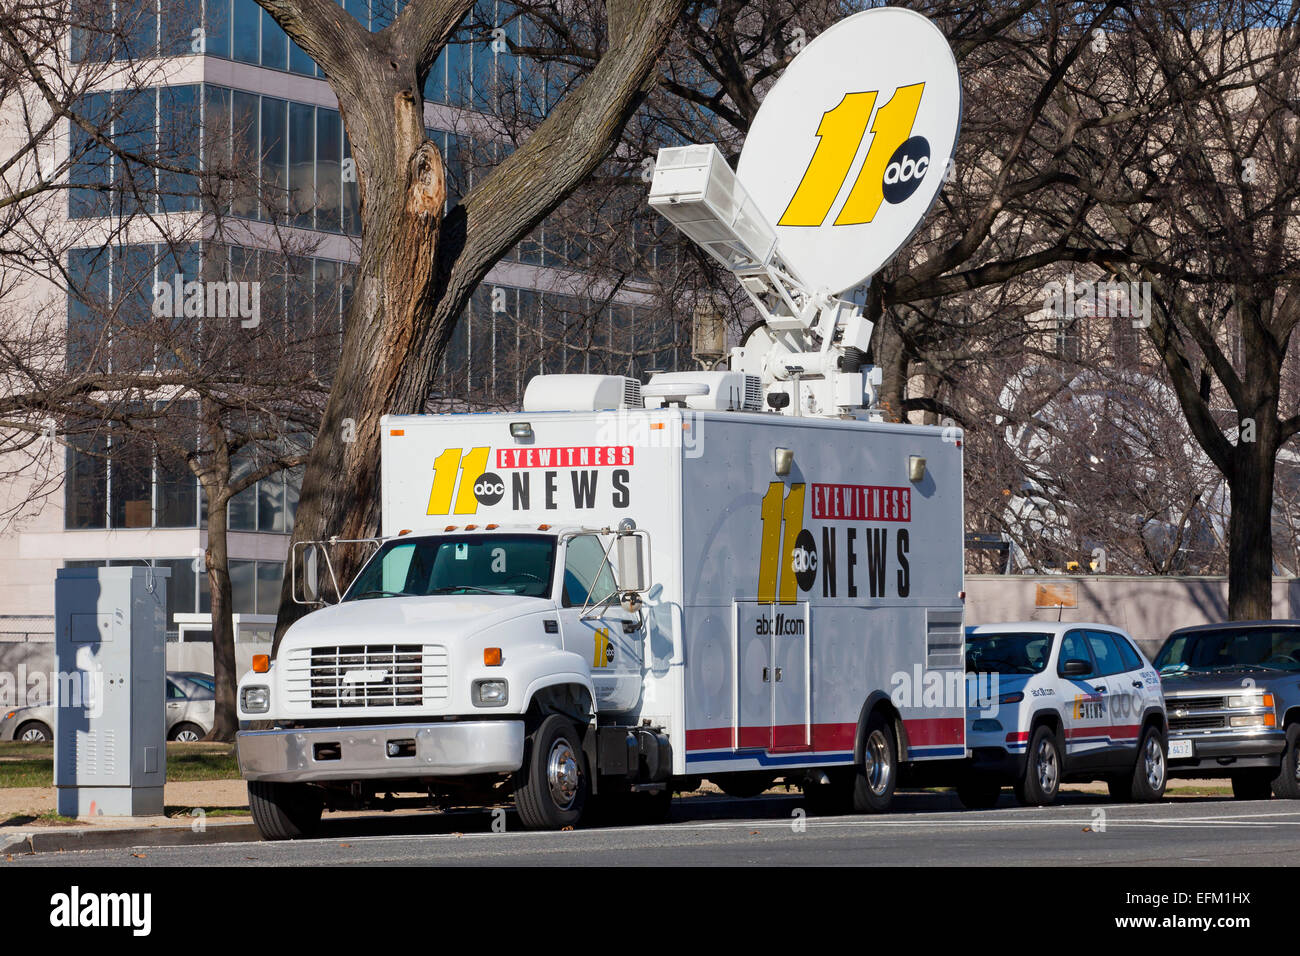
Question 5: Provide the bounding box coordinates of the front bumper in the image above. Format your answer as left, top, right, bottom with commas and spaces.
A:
237, 720, 526, 783
1166, 730, 1286, 776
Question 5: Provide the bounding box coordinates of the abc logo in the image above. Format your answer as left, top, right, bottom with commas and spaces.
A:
792, 528, 818, 592
473, 471, 505, 506
882, 136, 931, 205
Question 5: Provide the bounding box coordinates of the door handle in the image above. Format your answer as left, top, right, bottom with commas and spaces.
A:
1094, 686, 1107, 694
775, 667, 783, 682
762, 667, 770, 682
1132, 680, 1143, 688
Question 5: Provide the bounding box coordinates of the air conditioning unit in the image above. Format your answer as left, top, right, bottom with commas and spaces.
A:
642, 371, 763, 411
522, 374, 643, 412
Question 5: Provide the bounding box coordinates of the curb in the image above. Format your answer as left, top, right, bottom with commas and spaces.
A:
2, 820, 261, 856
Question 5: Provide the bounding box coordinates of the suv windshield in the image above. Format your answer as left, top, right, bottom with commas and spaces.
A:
1155, 627, 1300, 673
965, 632, 1054, 674
342, 534, 556, 601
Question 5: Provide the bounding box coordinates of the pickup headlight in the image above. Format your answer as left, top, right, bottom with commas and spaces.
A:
240, 685, 270, 714
472, 679, 508, 707
1229, 713, 1277, 729
1228, 693, 1274, 709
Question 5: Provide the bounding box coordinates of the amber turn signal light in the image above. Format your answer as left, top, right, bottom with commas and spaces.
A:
484, 648, 503, 666
252, 654, 270, 673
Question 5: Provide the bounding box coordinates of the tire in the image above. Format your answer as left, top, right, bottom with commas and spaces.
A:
1231, 769, 1274, 800
514, 714, 589, 829
15, 721, 51, 743
851, 713, 898, 813
1271, 724, 1300, 800
1122, 725, 1168, 803
168, 722, 205, 742
714, 772, 775, 799
248, 781, 323, 840
1014, 724, 1062, 806
955, 776, 1002, 810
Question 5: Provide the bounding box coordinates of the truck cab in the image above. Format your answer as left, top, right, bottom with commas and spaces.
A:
237, 522, 662, 836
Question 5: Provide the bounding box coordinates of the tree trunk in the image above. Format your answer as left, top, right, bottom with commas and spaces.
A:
271, 0, 686, 651
204, 485, 239, 741
1226, 439, 1277, 621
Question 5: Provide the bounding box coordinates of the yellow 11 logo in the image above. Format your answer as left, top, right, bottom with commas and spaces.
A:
757, 481, 806, 604
426, 446, 490, 515
779, 83, 925, 228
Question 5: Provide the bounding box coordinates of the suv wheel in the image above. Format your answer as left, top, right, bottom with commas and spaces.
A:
1122, 725, 1167, 802
1271, 724, 1300, 800
1014, 724, 1062, 806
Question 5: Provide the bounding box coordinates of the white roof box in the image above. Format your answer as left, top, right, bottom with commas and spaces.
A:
522, 374, 643, 412
642, 371, 762, 411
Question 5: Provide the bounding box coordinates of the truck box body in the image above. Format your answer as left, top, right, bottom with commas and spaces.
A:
380, 405, 965, 777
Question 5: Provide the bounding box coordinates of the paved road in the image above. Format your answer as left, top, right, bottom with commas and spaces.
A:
5, 791, 1299, 866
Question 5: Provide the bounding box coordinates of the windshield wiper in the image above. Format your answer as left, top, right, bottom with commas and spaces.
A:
430, 585, 509, 595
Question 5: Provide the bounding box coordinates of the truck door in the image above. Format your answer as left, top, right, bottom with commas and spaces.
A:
733, 601, 811, 752
557, 534, 643, 713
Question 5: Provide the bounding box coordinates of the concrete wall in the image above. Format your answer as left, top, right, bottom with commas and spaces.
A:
965, 575, 1300, 657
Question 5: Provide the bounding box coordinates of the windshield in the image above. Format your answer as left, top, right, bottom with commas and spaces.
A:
965, 632, 1053, 674
342, 534, 557, 601
1154, 627, 1300, 672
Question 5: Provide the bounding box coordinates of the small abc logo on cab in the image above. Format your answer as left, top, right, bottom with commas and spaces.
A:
882, 136, 931, 205
473, 472, 505, 505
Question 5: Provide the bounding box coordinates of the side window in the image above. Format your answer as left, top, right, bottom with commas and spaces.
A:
166, 680, 185, 701
1085, 630, 1123, 676
562, 535, 617, 608
1110, 633, 1144, 673
1058, 631, 1096, 678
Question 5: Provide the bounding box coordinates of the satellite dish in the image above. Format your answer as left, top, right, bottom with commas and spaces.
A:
737, 7, 962, 296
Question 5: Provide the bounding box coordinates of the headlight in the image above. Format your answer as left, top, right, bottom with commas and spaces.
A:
1229, 713, 1276, 729
240, 686, 270, 714
1228, 693, 1274, 709
3, 710, 16, 721
472, 679, 508, 707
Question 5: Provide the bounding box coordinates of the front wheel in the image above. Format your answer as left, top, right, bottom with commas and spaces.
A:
248, 781, 323, 840
514, 714, 589, 829
168, 722, 205, 742
1114, 725, 1167, 802
1271, 724, 1300, 799
1014, 725, 1062, 806
851, 713, 898, 813
15, 720, 51, 743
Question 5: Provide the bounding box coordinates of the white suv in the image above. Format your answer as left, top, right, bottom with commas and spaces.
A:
958, 622, 1168, 808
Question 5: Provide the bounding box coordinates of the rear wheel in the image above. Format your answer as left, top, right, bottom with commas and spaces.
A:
1014, 724, 1061, 806
851, 713, 898, 813
1232, 769, 1274, 800
168, 722, 205, 742
1271, 724, 1300, 800
248, 781, 323, 840
514, 714, 589, 829
15, 721, 51, 743
955, 776, 1002, 810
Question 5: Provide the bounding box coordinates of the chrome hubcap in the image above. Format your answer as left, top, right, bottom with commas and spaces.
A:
1145, 737, 1166, 789
546, 738, 580, 810
20, 728, 45, 742
864, 729, 892, 796
1036, 739, 1059, 793
176, 730, 199, 742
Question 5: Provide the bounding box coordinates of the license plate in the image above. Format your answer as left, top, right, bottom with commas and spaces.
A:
1168, 739, 1193, 759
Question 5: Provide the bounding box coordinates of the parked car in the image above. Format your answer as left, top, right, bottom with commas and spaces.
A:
1155, 620, 1300, 799
957, 622, 1168, 808
0, 671, 215, 743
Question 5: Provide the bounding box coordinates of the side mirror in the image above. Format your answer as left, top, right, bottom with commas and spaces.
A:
303, 544, 320, 602
1061, 658, 1092, 677
616, 534, 647, 592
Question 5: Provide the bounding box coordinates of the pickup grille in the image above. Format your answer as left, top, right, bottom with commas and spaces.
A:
1166, 695, 1225, 711
1168, 714, 1227, 732
284, 644, 449, 709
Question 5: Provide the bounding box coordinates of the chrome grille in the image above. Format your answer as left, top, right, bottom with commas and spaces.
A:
284, 643, 449, 709
1169, 714, 1226, 731
1166, 695, 1225, 710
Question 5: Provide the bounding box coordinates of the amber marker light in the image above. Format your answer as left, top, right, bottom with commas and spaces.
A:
484, 648, 503, 666
252, 654, 270, 673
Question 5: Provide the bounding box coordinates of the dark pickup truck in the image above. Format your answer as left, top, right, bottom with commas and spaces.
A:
1155, 620, 1300, 799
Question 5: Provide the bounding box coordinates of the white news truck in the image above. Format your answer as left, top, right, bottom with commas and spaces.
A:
236, 8, 969, 838
236, 375, 965, 836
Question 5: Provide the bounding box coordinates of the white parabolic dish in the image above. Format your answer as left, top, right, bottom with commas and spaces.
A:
737, 7, 962, 296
